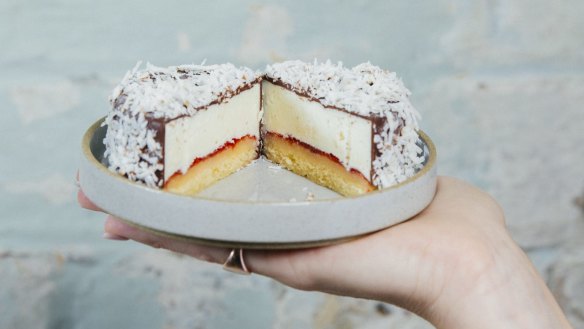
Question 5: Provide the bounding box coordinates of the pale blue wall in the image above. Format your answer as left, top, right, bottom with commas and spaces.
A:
1, 1, 584, 328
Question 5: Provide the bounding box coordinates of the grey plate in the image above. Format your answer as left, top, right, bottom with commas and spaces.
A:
79, 118, 437, 249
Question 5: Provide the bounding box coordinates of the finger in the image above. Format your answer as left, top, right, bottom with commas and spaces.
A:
103, 216, 334, 284
245, 247, 327, 290
77, 189, 102, 212
104, 216, 230, 263
103, 232, 129, 241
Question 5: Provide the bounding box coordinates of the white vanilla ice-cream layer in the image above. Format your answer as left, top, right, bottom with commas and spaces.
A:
262, 81, 373, 180
164, 84, 261, 181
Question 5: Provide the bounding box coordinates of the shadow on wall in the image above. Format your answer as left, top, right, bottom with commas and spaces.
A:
574, 189, 584, 216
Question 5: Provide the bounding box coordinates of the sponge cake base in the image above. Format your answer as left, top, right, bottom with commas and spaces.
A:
262, 132, 375, 197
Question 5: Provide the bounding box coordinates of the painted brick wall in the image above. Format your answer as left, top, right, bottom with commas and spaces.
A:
1, 1, 583, 328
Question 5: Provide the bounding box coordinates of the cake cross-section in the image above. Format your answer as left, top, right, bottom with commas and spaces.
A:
103, 60, 425, 197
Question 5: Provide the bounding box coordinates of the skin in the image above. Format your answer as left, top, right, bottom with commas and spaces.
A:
77, 175, 573, 328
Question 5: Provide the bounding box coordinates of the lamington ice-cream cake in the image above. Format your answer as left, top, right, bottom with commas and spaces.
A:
103, 60, 425, 197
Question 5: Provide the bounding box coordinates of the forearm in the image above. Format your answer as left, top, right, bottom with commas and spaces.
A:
426, 245, 572, 329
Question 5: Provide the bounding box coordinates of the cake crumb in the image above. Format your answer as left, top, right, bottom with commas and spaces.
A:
268, 164, 283, 171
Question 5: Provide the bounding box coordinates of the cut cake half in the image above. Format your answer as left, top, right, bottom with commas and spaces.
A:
103, 63, 262, 195
262, 60, 424, 196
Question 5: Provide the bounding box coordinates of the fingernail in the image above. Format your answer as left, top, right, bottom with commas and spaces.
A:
103, 232, 129, 241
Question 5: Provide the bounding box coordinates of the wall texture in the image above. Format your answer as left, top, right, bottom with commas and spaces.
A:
1, 0, 583, 328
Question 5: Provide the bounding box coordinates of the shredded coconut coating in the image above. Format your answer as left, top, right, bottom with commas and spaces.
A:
266, 60, 424, 187
103, 62, 261, 187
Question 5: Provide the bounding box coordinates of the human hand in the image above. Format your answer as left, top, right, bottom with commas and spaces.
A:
77, 176, 572, 329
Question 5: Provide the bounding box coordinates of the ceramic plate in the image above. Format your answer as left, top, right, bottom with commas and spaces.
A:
79, 118, 437, 249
